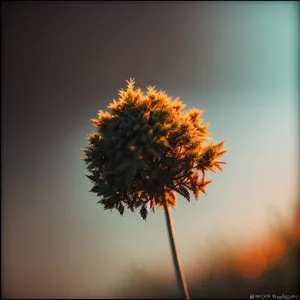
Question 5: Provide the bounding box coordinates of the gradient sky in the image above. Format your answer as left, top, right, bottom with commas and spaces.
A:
2, 1, 299, 298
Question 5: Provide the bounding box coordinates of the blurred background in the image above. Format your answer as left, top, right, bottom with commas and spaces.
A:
1, 1, 299, 299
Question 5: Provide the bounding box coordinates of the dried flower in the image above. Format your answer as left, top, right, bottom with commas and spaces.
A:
82, 78, 227, 220
82, 79, 227, 300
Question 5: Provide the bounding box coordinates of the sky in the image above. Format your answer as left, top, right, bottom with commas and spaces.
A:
1, 1, 299, 298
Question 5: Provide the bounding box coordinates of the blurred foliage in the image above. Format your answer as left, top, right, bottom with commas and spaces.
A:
82, 79, 227, 219
117, 205, 300, 299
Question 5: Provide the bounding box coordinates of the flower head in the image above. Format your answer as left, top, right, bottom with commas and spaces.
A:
83, 79, 227, 220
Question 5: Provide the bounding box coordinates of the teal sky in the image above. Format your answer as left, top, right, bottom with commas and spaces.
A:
2, 1, 299, 298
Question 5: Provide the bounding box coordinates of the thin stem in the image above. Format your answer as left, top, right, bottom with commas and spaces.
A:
163, 199, 190, 300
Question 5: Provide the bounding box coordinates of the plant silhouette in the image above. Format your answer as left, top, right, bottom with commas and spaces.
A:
82, 79, 227, 299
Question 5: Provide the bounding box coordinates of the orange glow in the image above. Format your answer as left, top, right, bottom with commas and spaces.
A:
234, 232, 290, 280
234, 248, 267, 279
261, 236, 287, 265
291, 213, 300, 242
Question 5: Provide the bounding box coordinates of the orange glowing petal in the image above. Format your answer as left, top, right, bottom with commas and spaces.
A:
202, 123, 210, 130
118, 89, 126, 96
126, 78, 135, 87
172, 97, 181, 104
214, 163, 224, 172
207, 167, 216, 173
199, 187, 207, 195
91, 118, 100, 127
147, 85, 157, 94
172, 97, 186, 111
104, 111, 111, 118
215, 150, 228, 158
144, 111, 150, 120
203, 180, 212, 185
150, 199, 156, 211
108, 99, 118, 109
86, 133, 98, 141
213, 141, 225, 151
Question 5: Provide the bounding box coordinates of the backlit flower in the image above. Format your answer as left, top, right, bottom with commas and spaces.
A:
83, 79, 227, 220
